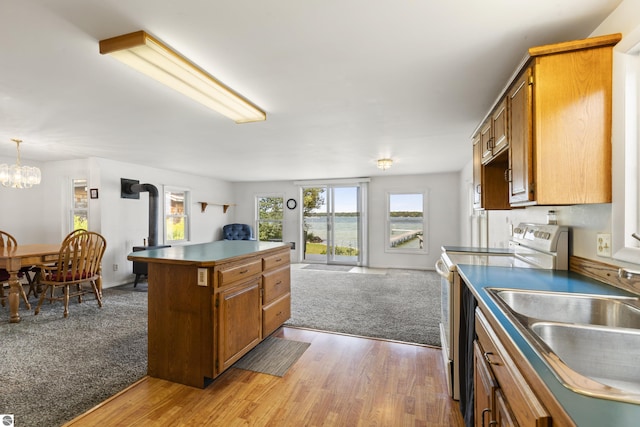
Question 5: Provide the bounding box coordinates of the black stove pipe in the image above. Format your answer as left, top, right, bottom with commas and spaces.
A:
123, 182, 159, 247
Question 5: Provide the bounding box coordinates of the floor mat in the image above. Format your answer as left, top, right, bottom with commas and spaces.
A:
233, 337, 311, 377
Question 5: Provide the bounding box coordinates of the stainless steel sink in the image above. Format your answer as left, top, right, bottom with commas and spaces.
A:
486, 288, 640, 404
490, 289, 640, 328
531, 322, 640, 402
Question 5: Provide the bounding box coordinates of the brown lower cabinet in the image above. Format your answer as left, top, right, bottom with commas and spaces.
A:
474, 308, 551, 426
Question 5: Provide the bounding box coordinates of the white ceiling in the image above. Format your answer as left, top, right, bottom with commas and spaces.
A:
0, 0, 622, 182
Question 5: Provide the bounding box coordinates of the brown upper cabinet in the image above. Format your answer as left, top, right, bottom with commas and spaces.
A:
481, 98, 508, 165
473, 33, 621, 209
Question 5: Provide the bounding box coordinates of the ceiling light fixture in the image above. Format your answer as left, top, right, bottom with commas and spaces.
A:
377, 158, 393, 170
99, 30, 266, 124
0, 139, 42, 189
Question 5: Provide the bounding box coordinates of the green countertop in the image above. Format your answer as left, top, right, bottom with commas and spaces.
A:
127, 240, 289, 266
457, 265, 640, 427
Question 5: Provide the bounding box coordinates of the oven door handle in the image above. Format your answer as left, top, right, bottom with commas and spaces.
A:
435, 258, 453, 282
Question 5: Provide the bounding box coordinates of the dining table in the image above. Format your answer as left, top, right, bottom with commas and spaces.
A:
1, 243, 62, 323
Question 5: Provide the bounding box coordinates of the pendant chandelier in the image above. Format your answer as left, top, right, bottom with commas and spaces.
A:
0, 139, 42, 189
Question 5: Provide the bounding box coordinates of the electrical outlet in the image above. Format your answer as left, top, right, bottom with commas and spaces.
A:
597, 233, 611, 257
197, 268, 208, 286
113, 264, 118, 271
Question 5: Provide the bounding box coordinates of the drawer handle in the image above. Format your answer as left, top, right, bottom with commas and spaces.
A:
275, 258, 282, 262
483, 352, 501, 366
277, 311, 283, 317
275, 281, 282, 285
239, 269, 249, 274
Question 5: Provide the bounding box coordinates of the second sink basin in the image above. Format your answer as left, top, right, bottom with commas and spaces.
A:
490, 288, 640, 328
531, 322, 640, 400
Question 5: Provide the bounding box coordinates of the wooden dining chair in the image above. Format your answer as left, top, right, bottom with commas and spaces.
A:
0, 231, 31, 308
34, 231, 107, 318
27, 229, 89, 300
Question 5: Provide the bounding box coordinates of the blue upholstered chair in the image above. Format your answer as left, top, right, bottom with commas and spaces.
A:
222, 223, 254, 240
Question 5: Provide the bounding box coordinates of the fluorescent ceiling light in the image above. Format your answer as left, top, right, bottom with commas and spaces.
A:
99, 31, 266, 124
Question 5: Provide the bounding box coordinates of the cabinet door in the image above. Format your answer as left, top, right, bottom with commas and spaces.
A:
508, 67, 534, 205
474, 340, 498, 427
216, 278, 262, 374
473, 134, 483, 209
491, 98, 508, 156
480, 120, 493, 163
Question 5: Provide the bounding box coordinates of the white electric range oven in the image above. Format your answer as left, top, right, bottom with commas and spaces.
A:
435, 223, 569, 400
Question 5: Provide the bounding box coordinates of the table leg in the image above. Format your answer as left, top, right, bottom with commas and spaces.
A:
8, 271, 23, 323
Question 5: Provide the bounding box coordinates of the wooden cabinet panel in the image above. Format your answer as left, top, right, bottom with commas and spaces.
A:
495, 390, 519, 427
263, 266, 291, 305
492, 98, 508, 157
216, 278, 262, 374
217, 260, 262, 288
147, 263, 213, 388
262, 294, 291, 337
482, 98, 509, 166
508, 67, 534, 205
474, 340, 498, 427
473, 134, 483, 209
480, 120, 493, 163
532, 46, 613, 204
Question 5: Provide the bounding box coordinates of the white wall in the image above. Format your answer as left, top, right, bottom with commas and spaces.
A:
233, 172, 461, 270
0, 154, 48, 244
369, 172, 460, 269
1, 156, 235, 288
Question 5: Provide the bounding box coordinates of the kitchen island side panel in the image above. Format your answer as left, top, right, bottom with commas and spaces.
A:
147, 263, 213, 388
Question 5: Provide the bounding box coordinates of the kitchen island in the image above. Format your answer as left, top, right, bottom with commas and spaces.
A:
127, 240, 291, 388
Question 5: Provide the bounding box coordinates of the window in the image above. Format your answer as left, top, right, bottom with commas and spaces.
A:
257, 195, 283, 242
164, 188, 189, 243
386, 192, 426, 252
71, 179, 88, 231
612, 37, 640, 262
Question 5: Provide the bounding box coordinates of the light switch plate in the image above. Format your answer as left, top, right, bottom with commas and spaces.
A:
597, 233, 611, 257
197, 268, 208, 286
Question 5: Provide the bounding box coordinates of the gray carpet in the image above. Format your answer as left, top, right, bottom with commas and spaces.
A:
302, 264, 354, 272
234, 337, 310, 376
0, 288, 148, 427
286, 268, 441, 346
0, 268, 440, 426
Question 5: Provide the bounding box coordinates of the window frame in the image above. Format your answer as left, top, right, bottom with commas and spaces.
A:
70, 178, 88, 233
256, 194, 284, 242
163, 186, 190, 244
612, 36, 640, 263
384, 190, 428, 254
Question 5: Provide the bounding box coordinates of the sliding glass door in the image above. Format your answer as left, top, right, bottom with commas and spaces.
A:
302, 184, 365, 265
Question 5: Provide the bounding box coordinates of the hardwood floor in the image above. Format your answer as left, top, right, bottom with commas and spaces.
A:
65, 327, 464, 426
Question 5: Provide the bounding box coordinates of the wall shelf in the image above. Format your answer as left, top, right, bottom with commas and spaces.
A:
198, 202, 235, 213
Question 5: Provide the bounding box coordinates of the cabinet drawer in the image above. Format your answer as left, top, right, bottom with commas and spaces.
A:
262, 293, 291, 337
263, 251, 289, 271
217, 260, 262, 288
262, 266, 290, 305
